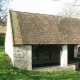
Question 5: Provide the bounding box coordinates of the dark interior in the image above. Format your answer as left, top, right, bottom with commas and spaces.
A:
32, 44, 76, 68
32, 45, 60, 68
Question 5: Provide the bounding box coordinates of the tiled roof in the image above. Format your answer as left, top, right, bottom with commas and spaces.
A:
0, 26, 6, 34
9, 10, 80, 45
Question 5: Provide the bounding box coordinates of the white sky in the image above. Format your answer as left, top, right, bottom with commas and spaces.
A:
10, 0, 80, 15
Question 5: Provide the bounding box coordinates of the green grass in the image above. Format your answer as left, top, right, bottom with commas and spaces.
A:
0, 46, 80, 80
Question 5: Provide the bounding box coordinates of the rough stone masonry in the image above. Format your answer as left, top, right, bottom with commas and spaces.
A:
13, 45, 32, 70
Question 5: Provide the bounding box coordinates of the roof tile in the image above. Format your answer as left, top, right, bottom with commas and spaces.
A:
9, 10, 80, 45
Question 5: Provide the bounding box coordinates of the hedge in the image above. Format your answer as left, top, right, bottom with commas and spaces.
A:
0, 34, 5, 45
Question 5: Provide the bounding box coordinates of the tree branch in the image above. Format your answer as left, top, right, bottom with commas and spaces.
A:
0, 0, 2, 2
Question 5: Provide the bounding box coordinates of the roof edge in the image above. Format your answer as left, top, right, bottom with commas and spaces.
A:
8, 10, 15, 45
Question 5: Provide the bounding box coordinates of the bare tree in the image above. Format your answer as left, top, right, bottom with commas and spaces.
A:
58, 3, 80, 18
0, 0, 12, 25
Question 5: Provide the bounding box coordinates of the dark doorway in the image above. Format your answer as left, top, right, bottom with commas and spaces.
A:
32, 45, 60, 68
68, 45, 74, 62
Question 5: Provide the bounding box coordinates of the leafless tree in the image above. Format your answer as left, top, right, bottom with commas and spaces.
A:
58, 3, 80, 18
0, 0, 12, 25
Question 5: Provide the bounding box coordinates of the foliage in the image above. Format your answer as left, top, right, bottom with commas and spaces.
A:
77, 54, 80, 57
0, 34, 5, 45
0, 46, 80, 80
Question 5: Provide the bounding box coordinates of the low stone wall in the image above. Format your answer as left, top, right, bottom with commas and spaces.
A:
13, 45, 32, 70
33, 63, 79, 71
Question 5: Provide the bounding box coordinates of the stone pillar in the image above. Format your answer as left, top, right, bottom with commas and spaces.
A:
74, 45, 77, 57
13, 45, 32, 70
60, 45, 68, 67
26, 45, 32, 70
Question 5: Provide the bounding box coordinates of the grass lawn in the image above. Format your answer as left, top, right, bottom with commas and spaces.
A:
0, 46, 80, 80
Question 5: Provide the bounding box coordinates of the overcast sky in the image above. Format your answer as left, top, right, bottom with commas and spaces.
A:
10, 0, 80, 15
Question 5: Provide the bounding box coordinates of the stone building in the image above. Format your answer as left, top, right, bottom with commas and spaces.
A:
5, 10, 80, 71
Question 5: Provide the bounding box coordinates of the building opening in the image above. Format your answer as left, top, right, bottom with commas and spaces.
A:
32, 45, 60, 68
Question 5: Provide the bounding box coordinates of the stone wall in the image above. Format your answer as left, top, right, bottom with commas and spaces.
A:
11, 44, 79, 71
0, 25, 5, 34
13, 45, 32, 70
33, 62, 79, 71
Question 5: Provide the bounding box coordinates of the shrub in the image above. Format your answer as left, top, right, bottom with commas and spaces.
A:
0, 34, 5, 45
